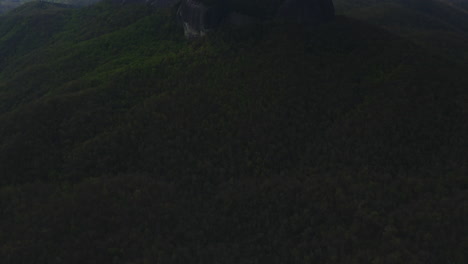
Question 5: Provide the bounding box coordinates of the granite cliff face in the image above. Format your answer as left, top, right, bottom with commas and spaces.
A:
150, 0, 180, 7
93, 0, 335, 38
177, 0, 335, 37
114, 0, 335, 37
278, 0, 335, 25
177, 0, 228, 38
119, 0, 179, 6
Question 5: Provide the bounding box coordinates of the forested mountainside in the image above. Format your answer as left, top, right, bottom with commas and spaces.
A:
0, 1, 467, 263
0, 0, 96, 13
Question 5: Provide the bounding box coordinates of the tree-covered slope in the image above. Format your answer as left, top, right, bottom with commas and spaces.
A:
0, 0, 98, 14
0, 2, 466, 264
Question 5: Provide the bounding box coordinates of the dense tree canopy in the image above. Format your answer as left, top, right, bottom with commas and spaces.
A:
0, 1, 466, 263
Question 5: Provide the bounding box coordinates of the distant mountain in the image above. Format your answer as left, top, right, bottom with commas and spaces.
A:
336, 0, 468, 32
0, 0, 23, 13
440, 0, 468, 10
335, 0, 468, 62
0, 0, 98, 13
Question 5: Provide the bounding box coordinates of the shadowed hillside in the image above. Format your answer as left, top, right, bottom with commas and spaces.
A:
335, 0, 468, 62
0, 0, 97, 13
0, 1, 466, 263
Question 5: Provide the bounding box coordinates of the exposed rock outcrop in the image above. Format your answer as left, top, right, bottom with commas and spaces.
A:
177, 0, 335, 38
177, 0, 228, 38
151, 0, 180, 8
225, 11, 261, 27
278, 0, 335, 25
118, 0, 179, 8
115, 0, 335, 38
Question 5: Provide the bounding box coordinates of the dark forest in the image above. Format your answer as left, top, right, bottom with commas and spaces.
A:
0, 0, 467, 263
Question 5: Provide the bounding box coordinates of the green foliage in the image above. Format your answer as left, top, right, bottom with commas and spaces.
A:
0, 1, 466, 263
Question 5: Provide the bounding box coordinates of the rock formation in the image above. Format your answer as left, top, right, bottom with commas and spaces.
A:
118, 0, 179, 7
151, 0, 180, 8
278, 0, 335, 25
177, 0, 228, 38
177, 0, 335, 37
118, 0, 334, 37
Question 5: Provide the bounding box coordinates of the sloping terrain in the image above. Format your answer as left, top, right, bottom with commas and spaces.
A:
0, 0, 97, 14
0, 1, 466, 263
335, 0, 468, 61
0, 0, 22, 13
